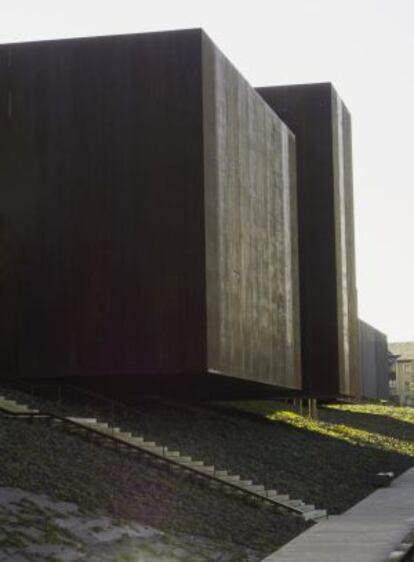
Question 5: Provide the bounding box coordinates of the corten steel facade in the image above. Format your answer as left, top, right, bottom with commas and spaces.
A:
257, 83, 360, 397
0, 30, 301, 390
359, 320, 389, 400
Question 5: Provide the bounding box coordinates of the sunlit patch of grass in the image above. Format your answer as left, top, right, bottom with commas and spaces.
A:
266, 410, 414, 457
325, 403, 414, 424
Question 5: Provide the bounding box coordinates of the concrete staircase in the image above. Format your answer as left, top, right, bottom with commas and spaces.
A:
0, 396, 43, 416
0, 395, 327, 522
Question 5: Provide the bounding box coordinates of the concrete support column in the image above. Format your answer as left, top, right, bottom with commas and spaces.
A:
307, 398, 318, 419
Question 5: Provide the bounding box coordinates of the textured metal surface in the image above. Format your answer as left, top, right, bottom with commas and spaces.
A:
0, 30, 301, 390
359, 320, 389, 400
0, 30, 207, 377
257, 83, 360, 397
202, 34, 301, 389
331, 91, 360, 397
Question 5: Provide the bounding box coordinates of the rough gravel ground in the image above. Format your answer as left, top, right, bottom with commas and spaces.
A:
0, 411, 308, 561
0, 487, 265, 562
1, 384, 413, 561
95, 395, 414, 515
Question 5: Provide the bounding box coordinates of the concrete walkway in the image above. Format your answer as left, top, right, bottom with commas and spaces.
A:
263, 466, 414, 562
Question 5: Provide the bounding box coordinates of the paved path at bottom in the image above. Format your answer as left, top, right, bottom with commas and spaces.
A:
263, 466, 414, 562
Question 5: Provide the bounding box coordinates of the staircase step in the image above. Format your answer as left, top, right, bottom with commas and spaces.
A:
302, 509, 327, 521
196, 465, 215, 473
215, 470, 228, 477
262, 489, 279, 498
238, 480, 253, 487
91, 424, 121, 434
0, 398, 38, 415
89, 423, 109, 431
117, 437, 136, 445
130, 436, 144, 443
165, 450, 180, 458
272, 494, 290, 502
118, 431, 133, 438
0, 401, 17, 408
97, 423, 121, 432
176, 456, 192, 463
221, 475, 241, 482
286, 499, 305, 508
67, 417, 98, 424
299, 504, 315, 512
140, 443, 164, 454
244, 484, 265, 492
3, 402, 40, 413
189, 460, 205, 467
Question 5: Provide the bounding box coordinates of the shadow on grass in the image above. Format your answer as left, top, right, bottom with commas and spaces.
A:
219, 400, 414, 447
324, 403, 414, 424
318, 406, 414, 443
113, 397, 414, 512
265, 410, 414, 458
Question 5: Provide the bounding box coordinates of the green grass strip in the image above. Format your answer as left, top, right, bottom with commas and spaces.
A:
325, 403, 414, 424
266, 410, 414, 457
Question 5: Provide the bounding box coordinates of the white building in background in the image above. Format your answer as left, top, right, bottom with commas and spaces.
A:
389, 342, 414, 406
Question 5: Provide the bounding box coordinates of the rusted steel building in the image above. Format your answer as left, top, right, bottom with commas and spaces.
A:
257, 83, 360, 397
0, 30, 302, 391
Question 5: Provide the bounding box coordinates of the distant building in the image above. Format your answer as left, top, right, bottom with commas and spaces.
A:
388, 342, 414, 406
359, 320, 389, 400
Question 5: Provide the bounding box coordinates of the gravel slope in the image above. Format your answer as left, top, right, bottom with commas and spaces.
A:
110, 396, 414, 514
1, 384, 413, 560
0, 412, 308, 561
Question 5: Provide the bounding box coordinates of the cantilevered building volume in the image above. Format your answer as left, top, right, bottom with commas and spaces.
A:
0, 30, 301, 390
257, 84, 360, 397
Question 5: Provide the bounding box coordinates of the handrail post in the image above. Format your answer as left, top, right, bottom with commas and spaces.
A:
111, 401, 115, 437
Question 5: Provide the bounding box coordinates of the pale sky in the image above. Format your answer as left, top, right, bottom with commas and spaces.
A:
1, 0, 413, 342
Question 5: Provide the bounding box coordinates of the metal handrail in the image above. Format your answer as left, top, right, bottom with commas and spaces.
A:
0, 404, 306, 516
4, 380, 150, 431
64, 383, 148, 421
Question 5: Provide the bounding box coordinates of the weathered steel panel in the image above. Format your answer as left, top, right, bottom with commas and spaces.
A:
257, 83, 360, 396
331, 91, 360, 397
0, 30, 207, 377
359, 320, 389, 400
202, 35, 301, 389
0, 30, 302, 390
